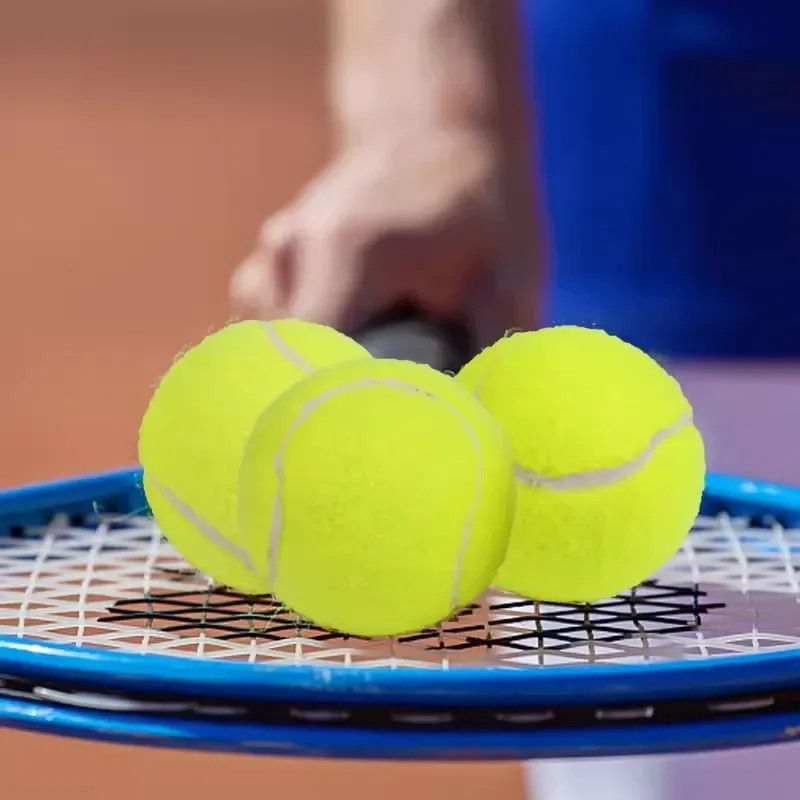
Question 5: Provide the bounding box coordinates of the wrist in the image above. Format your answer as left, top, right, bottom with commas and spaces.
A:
332, 78, 498, 150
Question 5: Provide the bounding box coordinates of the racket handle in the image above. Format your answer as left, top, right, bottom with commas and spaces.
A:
352, 303, 474, 373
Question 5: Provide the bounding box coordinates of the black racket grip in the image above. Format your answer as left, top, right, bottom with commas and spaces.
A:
352, 303, 473, 373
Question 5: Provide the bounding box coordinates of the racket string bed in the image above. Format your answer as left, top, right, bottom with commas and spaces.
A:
2, 510, 799, 667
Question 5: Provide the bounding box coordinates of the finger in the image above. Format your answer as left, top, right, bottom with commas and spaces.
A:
230, 214, 295, 319
412, 257, 479, 316
229, 255, 278, 319
258, 213, 297, 314
256, 211, 293, 261
288, 228, 363, 329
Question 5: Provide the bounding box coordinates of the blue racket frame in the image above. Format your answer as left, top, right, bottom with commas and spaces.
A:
1, 468, 800, 759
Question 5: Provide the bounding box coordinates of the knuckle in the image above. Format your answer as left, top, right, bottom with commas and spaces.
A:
308, 213, 365, 249
257, 214, 289, 250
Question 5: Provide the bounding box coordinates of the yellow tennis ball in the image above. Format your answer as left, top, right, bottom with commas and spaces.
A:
138, 319, 370, 593
456, 326, 705, 603
238, 358, 517, 637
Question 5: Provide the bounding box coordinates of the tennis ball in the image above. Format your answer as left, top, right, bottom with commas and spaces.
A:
238, 358, 516, 637
456, 326, 705, 603
138, 319, 370, 594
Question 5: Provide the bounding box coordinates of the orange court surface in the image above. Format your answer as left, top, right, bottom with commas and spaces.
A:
0, 1, 526, 798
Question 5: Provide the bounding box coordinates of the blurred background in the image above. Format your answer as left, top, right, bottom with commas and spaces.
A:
3, 1, 800, 798
0, 1, 523, 798
1, 0, 330, 488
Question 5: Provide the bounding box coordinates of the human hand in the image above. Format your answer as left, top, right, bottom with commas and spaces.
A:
230, 127, 533, 339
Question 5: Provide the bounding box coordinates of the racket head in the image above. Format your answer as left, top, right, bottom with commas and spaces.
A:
2, 469, 800, 759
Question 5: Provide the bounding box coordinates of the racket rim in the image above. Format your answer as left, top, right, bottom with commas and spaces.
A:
2, 691, 800, 761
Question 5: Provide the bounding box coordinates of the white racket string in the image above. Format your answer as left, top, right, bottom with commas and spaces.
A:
2, 510, 800, 667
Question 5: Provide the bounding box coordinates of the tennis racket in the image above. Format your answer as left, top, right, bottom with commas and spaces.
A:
2, 311, 800, 762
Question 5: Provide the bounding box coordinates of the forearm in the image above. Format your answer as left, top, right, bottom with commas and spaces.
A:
329, 0, 543, 335
330, 0, 523, 143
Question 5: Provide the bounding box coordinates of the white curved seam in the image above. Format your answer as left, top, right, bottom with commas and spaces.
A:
151, 480, 257, 573
268, 378, 481, 615
260, 321, 314, 373
514, 413, 692, 491
444, 406, 483, 613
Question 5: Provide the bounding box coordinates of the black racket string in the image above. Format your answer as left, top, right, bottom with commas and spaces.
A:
95, 576, 719, 654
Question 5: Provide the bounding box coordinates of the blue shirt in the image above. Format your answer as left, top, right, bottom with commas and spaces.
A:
521, 0, 800, 357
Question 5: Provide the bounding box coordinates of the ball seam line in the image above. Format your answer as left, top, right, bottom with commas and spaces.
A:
260, 322, 314, 373
265, 377, 481, 615
513, 413, 693, 490
150, 479, 258, 573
